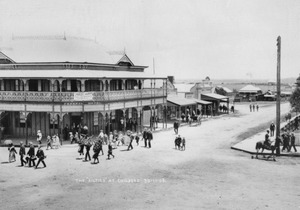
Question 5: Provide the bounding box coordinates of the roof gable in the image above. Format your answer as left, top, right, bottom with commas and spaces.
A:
239, 85, 261, 92
0, 51, 15, 64
117, 54, 134, 66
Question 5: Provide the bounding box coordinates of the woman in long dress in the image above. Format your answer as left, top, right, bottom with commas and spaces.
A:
8, 143, 17, 162
52, 134, 61, 149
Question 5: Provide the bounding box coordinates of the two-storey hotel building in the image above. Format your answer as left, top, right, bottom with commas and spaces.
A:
0, 36, 167, 142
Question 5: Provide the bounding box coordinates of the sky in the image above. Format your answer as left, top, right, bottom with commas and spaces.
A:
0, 0, 300, 80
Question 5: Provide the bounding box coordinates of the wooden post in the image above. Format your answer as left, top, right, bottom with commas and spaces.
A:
51, 79, 55, 137
276, 36, 281, 155
59, 80, 63, 145
123, 109, 126, 133
22, 79, 28, 145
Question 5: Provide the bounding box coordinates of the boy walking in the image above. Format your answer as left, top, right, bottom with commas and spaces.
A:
27, 142, 36, 167
19, 141, 27, 166
127, 133, 134, 151
107, 143, 115, 159
46, 136, 53, 150
35, 145, 46, 169
289, 133, 297, 152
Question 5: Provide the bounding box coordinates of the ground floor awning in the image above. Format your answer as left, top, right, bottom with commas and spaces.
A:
167, 96, 197, 106
193, 99, 212, 105
201, 93, 229, 101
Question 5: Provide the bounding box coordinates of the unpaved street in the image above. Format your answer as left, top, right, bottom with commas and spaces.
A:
1, 102, 300, 210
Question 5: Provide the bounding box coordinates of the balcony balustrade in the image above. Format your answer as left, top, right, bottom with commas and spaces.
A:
0, 88, 166, 103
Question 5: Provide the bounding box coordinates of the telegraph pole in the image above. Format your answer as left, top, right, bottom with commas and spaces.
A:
276, 36, 281, 155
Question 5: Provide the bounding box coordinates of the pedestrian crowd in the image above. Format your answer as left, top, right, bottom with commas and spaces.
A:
281, 130, 298, 153
263, 119, 299, 153
7, 141, 47, 169
74, 128, 153, 165
249, 103, 259, 112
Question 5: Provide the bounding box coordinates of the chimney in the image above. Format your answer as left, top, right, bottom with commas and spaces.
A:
168, 76, 174, 84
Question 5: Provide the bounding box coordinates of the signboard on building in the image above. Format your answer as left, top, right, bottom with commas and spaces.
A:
20, 112, 26, 123
94, 112, 98, 126
74, 92, 94, 101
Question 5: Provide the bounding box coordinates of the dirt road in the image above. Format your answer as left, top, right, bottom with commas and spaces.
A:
1, 102, 299, 210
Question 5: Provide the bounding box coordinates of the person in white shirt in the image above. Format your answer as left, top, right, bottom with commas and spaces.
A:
37, 130, 42, 145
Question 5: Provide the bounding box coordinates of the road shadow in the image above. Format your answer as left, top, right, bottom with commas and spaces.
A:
1, 161, 10, 164
120, 149, 130, 152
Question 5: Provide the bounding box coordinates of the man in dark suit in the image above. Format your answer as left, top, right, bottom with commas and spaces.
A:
19, 141, 27, 166
84, 141, 92, 161
127, 132, 134, 151
35, 145, 46, 169
270, 122, 275, 137
27, 142, 36, 167
132, 119, 137, 132
143, 128, 148, 147
147, 129, 153, 148
173, 120, 179, 134
63, 124, 69, 141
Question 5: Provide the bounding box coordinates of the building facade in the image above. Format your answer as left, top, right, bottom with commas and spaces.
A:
0, 36, 167, 142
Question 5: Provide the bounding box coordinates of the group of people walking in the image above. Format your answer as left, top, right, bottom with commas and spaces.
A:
281, 130, 297, 152
264, 127, 298, 153
76, 128, 153, 164
8, 141, 47, 169
46, 134, 61, 149
142, 128, 153, 148
249, 103, 259, 112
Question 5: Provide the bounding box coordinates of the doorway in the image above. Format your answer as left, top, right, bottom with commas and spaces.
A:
71, 115, 81, 128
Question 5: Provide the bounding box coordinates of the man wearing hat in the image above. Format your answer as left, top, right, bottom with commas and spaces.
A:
127, 131, 134, 151
27, 142, 36, 167
173, 120, 179, 134
35, 145, 46, 169
46, 136, 53, 150
147, 129, 153, 148
270, 122, 275, 137
289, 132, 297, 152
281, 130, 290, 152
264, 130, 271, 148
19, 141, 27, 166
142, 128, 148, 147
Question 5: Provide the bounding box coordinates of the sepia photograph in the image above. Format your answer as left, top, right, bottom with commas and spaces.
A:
0, 0, 300, 209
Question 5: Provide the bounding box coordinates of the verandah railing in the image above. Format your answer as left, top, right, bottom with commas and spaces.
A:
0, 88, 166, 103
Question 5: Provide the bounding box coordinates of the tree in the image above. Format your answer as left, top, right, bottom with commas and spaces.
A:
289, 88, 300, 112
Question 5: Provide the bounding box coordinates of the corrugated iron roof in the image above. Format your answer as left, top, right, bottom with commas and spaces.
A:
239, 85, 261, 93
167, 96, 197, 106
193, 99, 212, 105
201, 93, 229, 100
0, 36, 125, 64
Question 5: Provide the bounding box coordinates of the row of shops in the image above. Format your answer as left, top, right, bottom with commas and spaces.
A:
167, 93, 230, 120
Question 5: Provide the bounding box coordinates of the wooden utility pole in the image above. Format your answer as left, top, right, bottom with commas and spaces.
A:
276, 36, 281, 155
